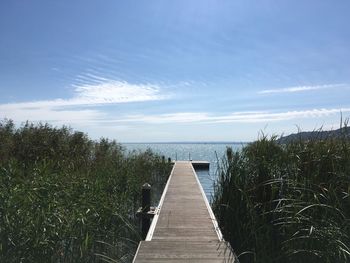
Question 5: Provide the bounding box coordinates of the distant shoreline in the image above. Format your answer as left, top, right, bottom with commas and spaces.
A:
121, 141, 249, 144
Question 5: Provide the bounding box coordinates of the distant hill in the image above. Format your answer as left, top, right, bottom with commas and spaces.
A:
278, 126, 350, 144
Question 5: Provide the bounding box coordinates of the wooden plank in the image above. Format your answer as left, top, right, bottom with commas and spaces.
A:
133, 161, 235, 262
136, 241, 235, 261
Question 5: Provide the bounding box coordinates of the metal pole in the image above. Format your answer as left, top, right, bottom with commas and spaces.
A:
141, 183, 151, 239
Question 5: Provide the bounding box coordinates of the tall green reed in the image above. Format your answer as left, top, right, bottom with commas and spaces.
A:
0, 120, 171, 262
212, 130, 350, 263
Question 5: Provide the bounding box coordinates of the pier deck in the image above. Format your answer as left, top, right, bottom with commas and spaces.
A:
133, 161, 235, 262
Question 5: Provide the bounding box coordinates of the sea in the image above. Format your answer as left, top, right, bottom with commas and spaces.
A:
122, 142, 245, 201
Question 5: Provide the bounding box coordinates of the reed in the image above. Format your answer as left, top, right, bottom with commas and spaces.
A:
212, 129, 350, 263
0, 120, 171, 262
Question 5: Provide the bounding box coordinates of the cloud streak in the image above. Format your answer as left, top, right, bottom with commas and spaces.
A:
258, 84, 345, 94
110, 108, 350, 124
0, 80, 168, 124
2, 81, 166, 110
1, 77, 349, 131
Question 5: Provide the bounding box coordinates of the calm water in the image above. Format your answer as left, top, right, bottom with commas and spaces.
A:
122, 143, 245, 201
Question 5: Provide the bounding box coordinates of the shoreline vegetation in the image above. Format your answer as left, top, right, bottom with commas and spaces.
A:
0, 119, 172, 262
1, 119, 349, 262
212, 126, 350, 263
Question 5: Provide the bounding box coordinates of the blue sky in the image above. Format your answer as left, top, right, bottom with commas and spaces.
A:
1, 0, 350, 142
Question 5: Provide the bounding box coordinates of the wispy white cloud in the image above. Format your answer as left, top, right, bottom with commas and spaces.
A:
214, 108, 350, 123
2, 77, 349, 133
119, 112, 210, 123
0, 106, 104, 125
0, 80, 168, 124
258, 84, 345, 94
107, 108, 350, 124
2, 80, 166, 110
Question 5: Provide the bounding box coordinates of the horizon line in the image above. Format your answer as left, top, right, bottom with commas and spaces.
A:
120, 141, 250, 144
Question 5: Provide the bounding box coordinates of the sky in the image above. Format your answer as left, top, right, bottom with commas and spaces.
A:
1, 0, 350, 142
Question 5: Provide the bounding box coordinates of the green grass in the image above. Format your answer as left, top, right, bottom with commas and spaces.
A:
212, 129, 350, 263
0, 120, 172, 262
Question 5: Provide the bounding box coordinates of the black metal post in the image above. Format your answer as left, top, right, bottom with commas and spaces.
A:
141, 183, 151, 239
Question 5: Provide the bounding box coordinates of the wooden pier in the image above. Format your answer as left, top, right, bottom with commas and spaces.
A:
133, 161, 235, 262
